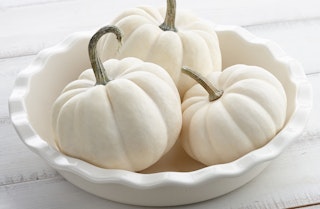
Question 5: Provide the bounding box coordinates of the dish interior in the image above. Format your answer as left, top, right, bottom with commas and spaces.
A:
23, 28, 297, 173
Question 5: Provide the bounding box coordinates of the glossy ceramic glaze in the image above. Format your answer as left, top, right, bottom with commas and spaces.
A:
8, 25, 312, 206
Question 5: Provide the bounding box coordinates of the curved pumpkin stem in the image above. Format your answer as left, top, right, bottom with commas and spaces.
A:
182, 66, 223, 102
88, 25, 122, 85
159, 0, 177, 32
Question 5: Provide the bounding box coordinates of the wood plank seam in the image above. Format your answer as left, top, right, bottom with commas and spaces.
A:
286, 202, 320, 209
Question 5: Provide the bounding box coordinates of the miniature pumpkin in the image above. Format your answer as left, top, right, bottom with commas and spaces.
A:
180, 65, 287, 165
51, 26, 182, 172
99, 0, 222, 96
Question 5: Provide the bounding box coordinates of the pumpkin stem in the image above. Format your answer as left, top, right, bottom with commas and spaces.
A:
88, 25, 122, 85
159, 0, 177, 32
182, 66, 223, 102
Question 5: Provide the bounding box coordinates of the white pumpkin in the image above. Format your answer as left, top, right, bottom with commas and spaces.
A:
99, 0, 222, 96
180, 65, 287, 166
51, 26, 182, 171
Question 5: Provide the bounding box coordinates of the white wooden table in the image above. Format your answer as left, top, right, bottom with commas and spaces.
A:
1, 0, 320, 208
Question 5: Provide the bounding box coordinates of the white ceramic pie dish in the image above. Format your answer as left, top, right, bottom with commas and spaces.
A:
8, 25, 312, 206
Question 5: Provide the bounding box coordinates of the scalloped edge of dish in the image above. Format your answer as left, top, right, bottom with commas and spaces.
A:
8, 25, 313, 202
